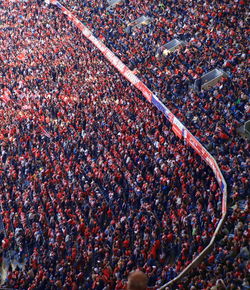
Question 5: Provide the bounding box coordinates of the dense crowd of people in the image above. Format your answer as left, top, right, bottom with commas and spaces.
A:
65, 0, 249, 148
59, 0, 250, 288
0, 0, 249, 289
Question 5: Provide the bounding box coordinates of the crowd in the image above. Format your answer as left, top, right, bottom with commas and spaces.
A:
58, 0, 250, 288
65, 0, 249, 146
0, 0, 249, 289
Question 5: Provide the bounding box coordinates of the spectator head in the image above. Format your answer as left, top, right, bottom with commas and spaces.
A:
216, 279, 226, 290
127, 271, 148, 290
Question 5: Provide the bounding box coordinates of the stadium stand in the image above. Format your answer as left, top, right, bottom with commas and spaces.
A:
0, 0, 249, 289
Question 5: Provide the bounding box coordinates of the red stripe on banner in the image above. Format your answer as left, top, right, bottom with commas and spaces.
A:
135, 82, 153, 103
222, 194, 227, 213
172, 124, 182, 139
186, 131, 203, 156
168, 112, 174, 124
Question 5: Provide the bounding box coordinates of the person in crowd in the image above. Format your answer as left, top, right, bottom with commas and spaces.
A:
127, 271, 148, 290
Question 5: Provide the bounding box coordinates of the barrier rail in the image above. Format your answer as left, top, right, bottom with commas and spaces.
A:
49, 1, 227, 288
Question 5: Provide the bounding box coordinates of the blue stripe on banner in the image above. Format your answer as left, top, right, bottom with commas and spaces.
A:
152, 95, 170, 119
56, 2, 62, 8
